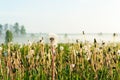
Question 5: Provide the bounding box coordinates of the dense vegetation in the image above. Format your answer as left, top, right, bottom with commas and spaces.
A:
0, 41, 120, 80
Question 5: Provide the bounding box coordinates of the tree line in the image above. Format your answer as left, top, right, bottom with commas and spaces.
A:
0, 22, 26, 43
0, 22, 26, 36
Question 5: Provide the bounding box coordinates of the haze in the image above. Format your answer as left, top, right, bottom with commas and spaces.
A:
0, 0, 120, 33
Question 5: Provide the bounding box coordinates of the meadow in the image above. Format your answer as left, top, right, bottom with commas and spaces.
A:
0, 39, 120, 80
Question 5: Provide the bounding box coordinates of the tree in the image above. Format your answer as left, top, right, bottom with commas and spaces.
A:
4, 24, 8, 34
5, 30, 13, 43
20, 25, 26, 35
13, 22, 20, 35
0, 24, 3, 35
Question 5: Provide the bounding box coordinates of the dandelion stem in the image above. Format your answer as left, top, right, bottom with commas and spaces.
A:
52, 46, 55, 80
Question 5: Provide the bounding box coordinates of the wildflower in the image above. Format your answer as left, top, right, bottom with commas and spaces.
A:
60, 46, 64, 51
102, 41, 105, 45
39, 37, 44, 44
10, 41, 13, 45
70, 64, 75, 72
117, 50, 120, 56
0, 47, 2, 51
75, 50, 79, 54
113, 33, 116, 37
49, 33, 58, 48
29, 49, 35, 56
49, 33, 58, 80
94, 38, 97, 44
28, 40, 32, 46
12, 53, 16, 56
36, 55, 39, 60
83, 46, 88, 51
71, 64, 75, 68
87, 52, 92, 60
26, 55, 30, 59
76, 39, 80, 43
82, 31, 85, 35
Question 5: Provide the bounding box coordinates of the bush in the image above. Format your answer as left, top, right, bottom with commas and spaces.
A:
5, 30, 13, 43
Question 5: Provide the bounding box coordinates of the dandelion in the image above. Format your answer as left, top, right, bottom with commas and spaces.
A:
39, 37, 44, 44
83, 45, 88, 51
29, 49, 35, 56
112, 33, 117, 42
26, 55, 30, 59
70, 64, 75, 72
28, 40, 32, 47
82, 31, 85, 35
0, 47, 2, 51
60, 46, 64, 51
71, 64, 75, 68
49, 33, 58, 48
10, 41, 13, 45
76, 39, 80, 43
36, 55, 39, 60
49, 33, 58, 80
82, 31, 86, 42
86, 52, 92, 61
117, 50, 120, 56
102, 41, 105, 45
94, 38, 97, 44
113, 33, 116, 37
12, 53, 16, 56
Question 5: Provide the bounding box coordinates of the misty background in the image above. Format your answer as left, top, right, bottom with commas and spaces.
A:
0, 0, 120, 43
0, 0, 120, 33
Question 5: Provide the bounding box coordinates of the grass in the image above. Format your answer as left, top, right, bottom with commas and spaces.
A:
0, 41, 120, 80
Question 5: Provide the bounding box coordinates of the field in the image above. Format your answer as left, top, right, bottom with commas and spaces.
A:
0, 40, 120, 80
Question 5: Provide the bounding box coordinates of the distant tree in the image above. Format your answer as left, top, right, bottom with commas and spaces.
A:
4, 24, 8, 32
5, 30, 13, 43
31, 33, 35, 37
0, 24, 3, 35
9, 25, 14, 32
64, 33, 68, 38
13, 22, 20, 35
20, 25, 26, 35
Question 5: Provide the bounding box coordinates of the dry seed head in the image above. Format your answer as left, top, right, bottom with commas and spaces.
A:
117, 50, 120, 56
36, 55, 39, 60
60, 46, 64, 51
49, 33, 58, 48
0, 47, 2, 51
70, 64, 75, 68
28, 40, 32, 46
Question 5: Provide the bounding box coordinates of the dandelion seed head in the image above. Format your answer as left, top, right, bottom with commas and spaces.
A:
60, 46, 64, 51
76, 39, 80, 43
117, 50, 120, 55
0, 47, 2, 51
36, 55, 39, 60
71, 64, 75, 68
12, 53, 15, 56
28, 40, 32, 46
49, 33, 58, 48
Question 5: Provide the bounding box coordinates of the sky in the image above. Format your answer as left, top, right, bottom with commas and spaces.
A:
0, 0, 120, 33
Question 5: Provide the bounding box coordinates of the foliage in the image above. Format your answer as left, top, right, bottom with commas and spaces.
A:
0, 42, 120, 80
0, 22, 26, 35
20, 25, 26, 35
5, 30, 13, 43
13, 22, 20, 35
